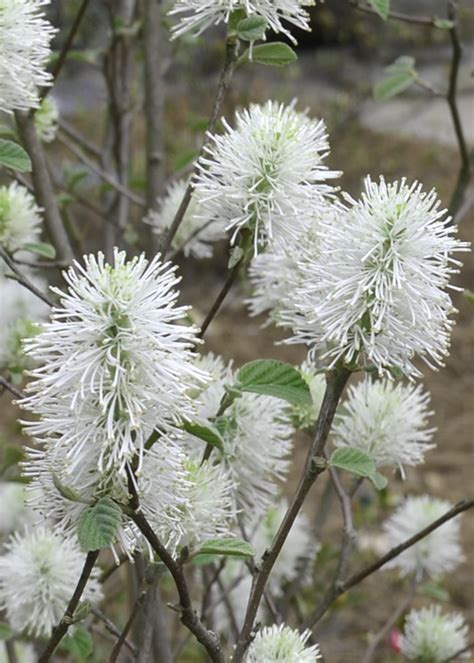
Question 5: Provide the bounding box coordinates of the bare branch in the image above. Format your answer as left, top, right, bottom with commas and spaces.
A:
91, 606, 137, 656
0, 245, 53, 307
161, 36, 239, 255
38, 551, 100, 662
232, 368, 351, 662
198, 262, 240, 339
0, 376, 26, 400
14, 112, 75, 265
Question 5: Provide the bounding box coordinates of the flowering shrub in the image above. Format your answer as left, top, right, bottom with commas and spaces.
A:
0, 1, 471, 662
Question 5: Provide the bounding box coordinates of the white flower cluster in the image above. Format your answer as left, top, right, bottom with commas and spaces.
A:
0, 482, 36, 537
170, 0, 315, 41
194, 101, 339, 254
246, 624, 322, 662
281, 177, 468, 378
144, 179, 224, 259
383, 495, 464, 579
0, 181, 42, 252
184, 353, 294, 519
333, 378, 435, 475
401, 605, 469, 663
0, 526, 102, 637
34, 95, 59, 142
0, 0, 56, 113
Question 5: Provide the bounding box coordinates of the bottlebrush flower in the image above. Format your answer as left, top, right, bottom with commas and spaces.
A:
333, 378, 435, 475
0, 526, 102, 637
285, 177, 469, 378
0, 0, 56, 113
194, 101, 339, 253
23, 430, 192, 561
401, 605, 469, 662
383, 496, 464, 579
246, 624, 322, 662
34, 95, 58, 142
0, 482, 35, 536
0, 182, 42, 252
144, 179, 225, 259
184, 353, 294, 519
170, 1, 315, 42
21, 249, 206, 475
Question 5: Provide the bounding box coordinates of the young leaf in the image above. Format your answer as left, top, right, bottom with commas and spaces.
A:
53, 474, 91, 504
373, 56, 416, 101
243, 42, 297, 67
433, 18, 454, 30
77, 497, 122, 552
463, 290, 474, 307
0, 622, 13, 640
369, 0, 390, 20
22, 241, 56, 259
369, 471, 388, 491
237, 359, 312, 406
237, 16, 267, 41
329, 448, 376, 478
0, 139, 31, 172
419, 582, 450, 602
61, 626, 94, 658
194, 538, 255, 559
181, 421, 224, 451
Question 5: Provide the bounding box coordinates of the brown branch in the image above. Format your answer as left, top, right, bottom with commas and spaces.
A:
0, 245, 53, 307
0, 376, 26, 400
91, 606, 137, 656
446, 2, 472, 220
304, 499, 474, 630
198, 263, 240, 339
232, 367, 351, 662
160, 36, 239, 256
44, 0, 91, 97
14, 112, 75, 265
58, 119, 102, 158
38, 551, 100, 662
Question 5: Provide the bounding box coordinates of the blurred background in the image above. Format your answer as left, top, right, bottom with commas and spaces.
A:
1, 1, 473, 660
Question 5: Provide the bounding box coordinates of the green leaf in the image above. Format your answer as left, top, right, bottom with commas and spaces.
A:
194, 538, 255, 559
369, 471, 388, 490
244, 42, 297, 67
329, 448, 376, 478
419, 582, 450, 602
181, 421, 224, 451
22, 241, 56, 259
77, 497, 122, 552
62, 626, 94, 658
71, 600, 92, 624
373, 56, 417, 101
0, 139, 31, 172
237, 16, 268, 41
369, 0, 390, 20
433, 18, 454, 29
0, 622, 13, 640
237, 359, 312, 406
228, 246, 244, 269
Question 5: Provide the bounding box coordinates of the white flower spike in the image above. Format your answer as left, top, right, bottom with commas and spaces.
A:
285, 177, 469, 378
21, 249, 206, 475
170, 1, 316, 42
194, 101, 339, 253
246, 624, 322, 662
383, 495, 464, 579
401, 605, 469, 663
0, 0, 56, 113
0, 527, 102, 637
333, 378, 435, 475
0, 181, 42, 252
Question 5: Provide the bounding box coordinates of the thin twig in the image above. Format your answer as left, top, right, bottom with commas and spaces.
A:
58, 118, 102, 158
161, 36, 239, 256
232, 368, 351, 662
39, 551, 100, 662
44, 0, 91, 97
446, 1, 472, 219
15, 112, 75, 265
304, 499, 474, 629
109, 574, 153, 663
91, 606, 137, 656
348, 0, 438, 25
0, 377, 26, 400
198, 263, 240, 339
361, 578, 417, 663
0, 246, 53, 307
327, 464, 357, 586
124, 469, 225, 663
